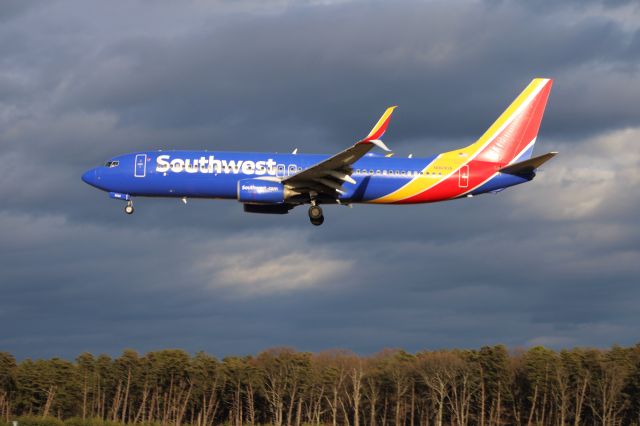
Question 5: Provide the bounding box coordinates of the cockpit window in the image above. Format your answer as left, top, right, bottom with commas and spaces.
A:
104, 161, 120, 168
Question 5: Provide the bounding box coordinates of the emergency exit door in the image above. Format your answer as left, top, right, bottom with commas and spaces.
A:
458, 165, 469, 188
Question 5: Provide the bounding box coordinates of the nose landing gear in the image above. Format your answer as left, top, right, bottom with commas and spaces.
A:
308, 204, 324, 226
124, 200, 134, 215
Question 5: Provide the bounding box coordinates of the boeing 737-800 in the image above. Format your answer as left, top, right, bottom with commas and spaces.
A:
82, 78, 556, 225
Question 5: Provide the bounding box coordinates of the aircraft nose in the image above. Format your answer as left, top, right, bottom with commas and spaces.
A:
82, 168, 98, 187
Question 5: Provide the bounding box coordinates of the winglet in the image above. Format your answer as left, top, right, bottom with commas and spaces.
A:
358, 106, 397, 149
368, 139, 391, 152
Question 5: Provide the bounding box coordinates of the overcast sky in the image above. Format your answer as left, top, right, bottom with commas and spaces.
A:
1, 0, 639, 360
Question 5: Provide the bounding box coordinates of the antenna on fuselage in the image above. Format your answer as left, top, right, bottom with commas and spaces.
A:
408, 154, 413, 158
292, 148, 298, 154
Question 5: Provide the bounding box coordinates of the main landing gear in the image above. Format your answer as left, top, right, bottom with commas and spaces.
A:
308, 204, 324, 226
124, 200, 134, 215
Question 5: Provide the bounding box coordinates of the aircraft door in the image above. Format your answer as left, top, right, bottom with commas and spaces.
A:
135, 154, 147, 177
458, 164, 469, 188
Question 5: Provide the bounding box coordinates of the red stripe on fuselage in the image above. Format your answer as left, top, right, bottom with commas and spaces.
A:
393, 161, 498, 204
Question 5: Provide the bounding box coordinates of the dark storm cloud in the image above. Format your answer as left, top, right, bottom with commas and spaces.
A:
0, 0, 42, 23
1, 0, 639, 359
46, 0, 638, 143
496, 0, 639, 11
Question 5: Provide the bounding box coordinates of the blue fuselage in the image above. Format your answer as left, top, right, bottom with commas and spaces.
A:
82, 150, 530, 205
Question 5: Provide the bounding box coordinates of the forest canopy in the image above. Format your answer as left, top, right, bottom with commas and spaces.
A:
1, 344, 640, 426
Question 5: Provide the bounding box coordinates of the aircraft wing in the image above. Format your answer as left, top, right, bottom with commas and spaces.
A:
282, 106, 396, 196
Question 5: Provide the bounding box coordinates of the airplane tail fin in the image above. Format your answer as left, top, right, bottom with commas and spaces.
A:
468, 78, 553, 165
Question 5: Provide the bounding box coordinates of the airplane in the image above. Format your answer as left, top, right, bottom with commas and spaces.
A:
82, 78, 556, 226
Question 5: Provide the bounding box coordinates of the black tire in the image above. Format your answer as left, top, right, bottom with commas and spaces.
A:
308, 205, 323, 220
310, 216, 324, 226
124, 205, 134, 215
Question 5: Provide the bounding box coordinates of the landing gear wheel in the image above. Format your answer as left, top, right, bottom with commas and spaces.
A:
309, 205, 323, 219
308, 205, 324, 226
124, 202, 134, 215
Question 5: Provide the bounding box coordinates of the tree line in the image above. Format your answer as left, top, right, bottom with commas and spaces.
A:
1, 344, 640, 426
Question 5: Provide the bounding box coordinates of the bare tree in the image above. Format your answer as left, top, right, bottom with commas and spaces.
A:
42, 385, 56, 418
363, 357, 383, 426
588, 354, 629, 426
554, 361, 570, 426
573, 372, 589, 426
335, 356, 364, 426
416, 352, 458, 426
446, 354, 475, 426
318, 350, 350, 426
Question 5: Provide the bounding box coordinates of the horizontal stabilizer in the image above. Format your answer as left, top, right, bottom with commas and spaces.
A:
499, 152, 558, 176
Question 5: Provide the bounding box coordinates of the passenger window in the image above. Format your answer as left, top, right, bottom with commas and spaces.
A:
369, 169, 373, 174
376, 170, 381, 175
401, 170, 406, 175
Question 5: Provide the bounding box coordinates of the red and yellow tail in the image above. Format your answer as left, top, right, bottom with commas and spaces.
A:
469, 78, 553, 164
372, 78, 553, 204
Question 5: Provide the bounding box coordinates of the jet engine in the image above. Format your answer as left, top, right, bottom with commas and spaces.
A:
237, 179, 298, 204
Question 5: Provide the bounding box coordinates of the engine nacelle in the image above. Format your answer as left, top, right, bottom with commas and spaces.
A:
243, 204, 293, 214
237, 179, 286, 204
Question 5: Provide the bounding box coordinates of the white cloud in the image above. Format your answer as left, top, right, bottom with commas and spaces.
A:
508, 127, 640, 220
194, 231, 353, 296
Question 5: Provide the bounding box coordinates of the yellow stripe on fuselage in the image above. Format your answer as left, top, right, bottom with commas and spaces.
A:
370, 79, 547, 203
